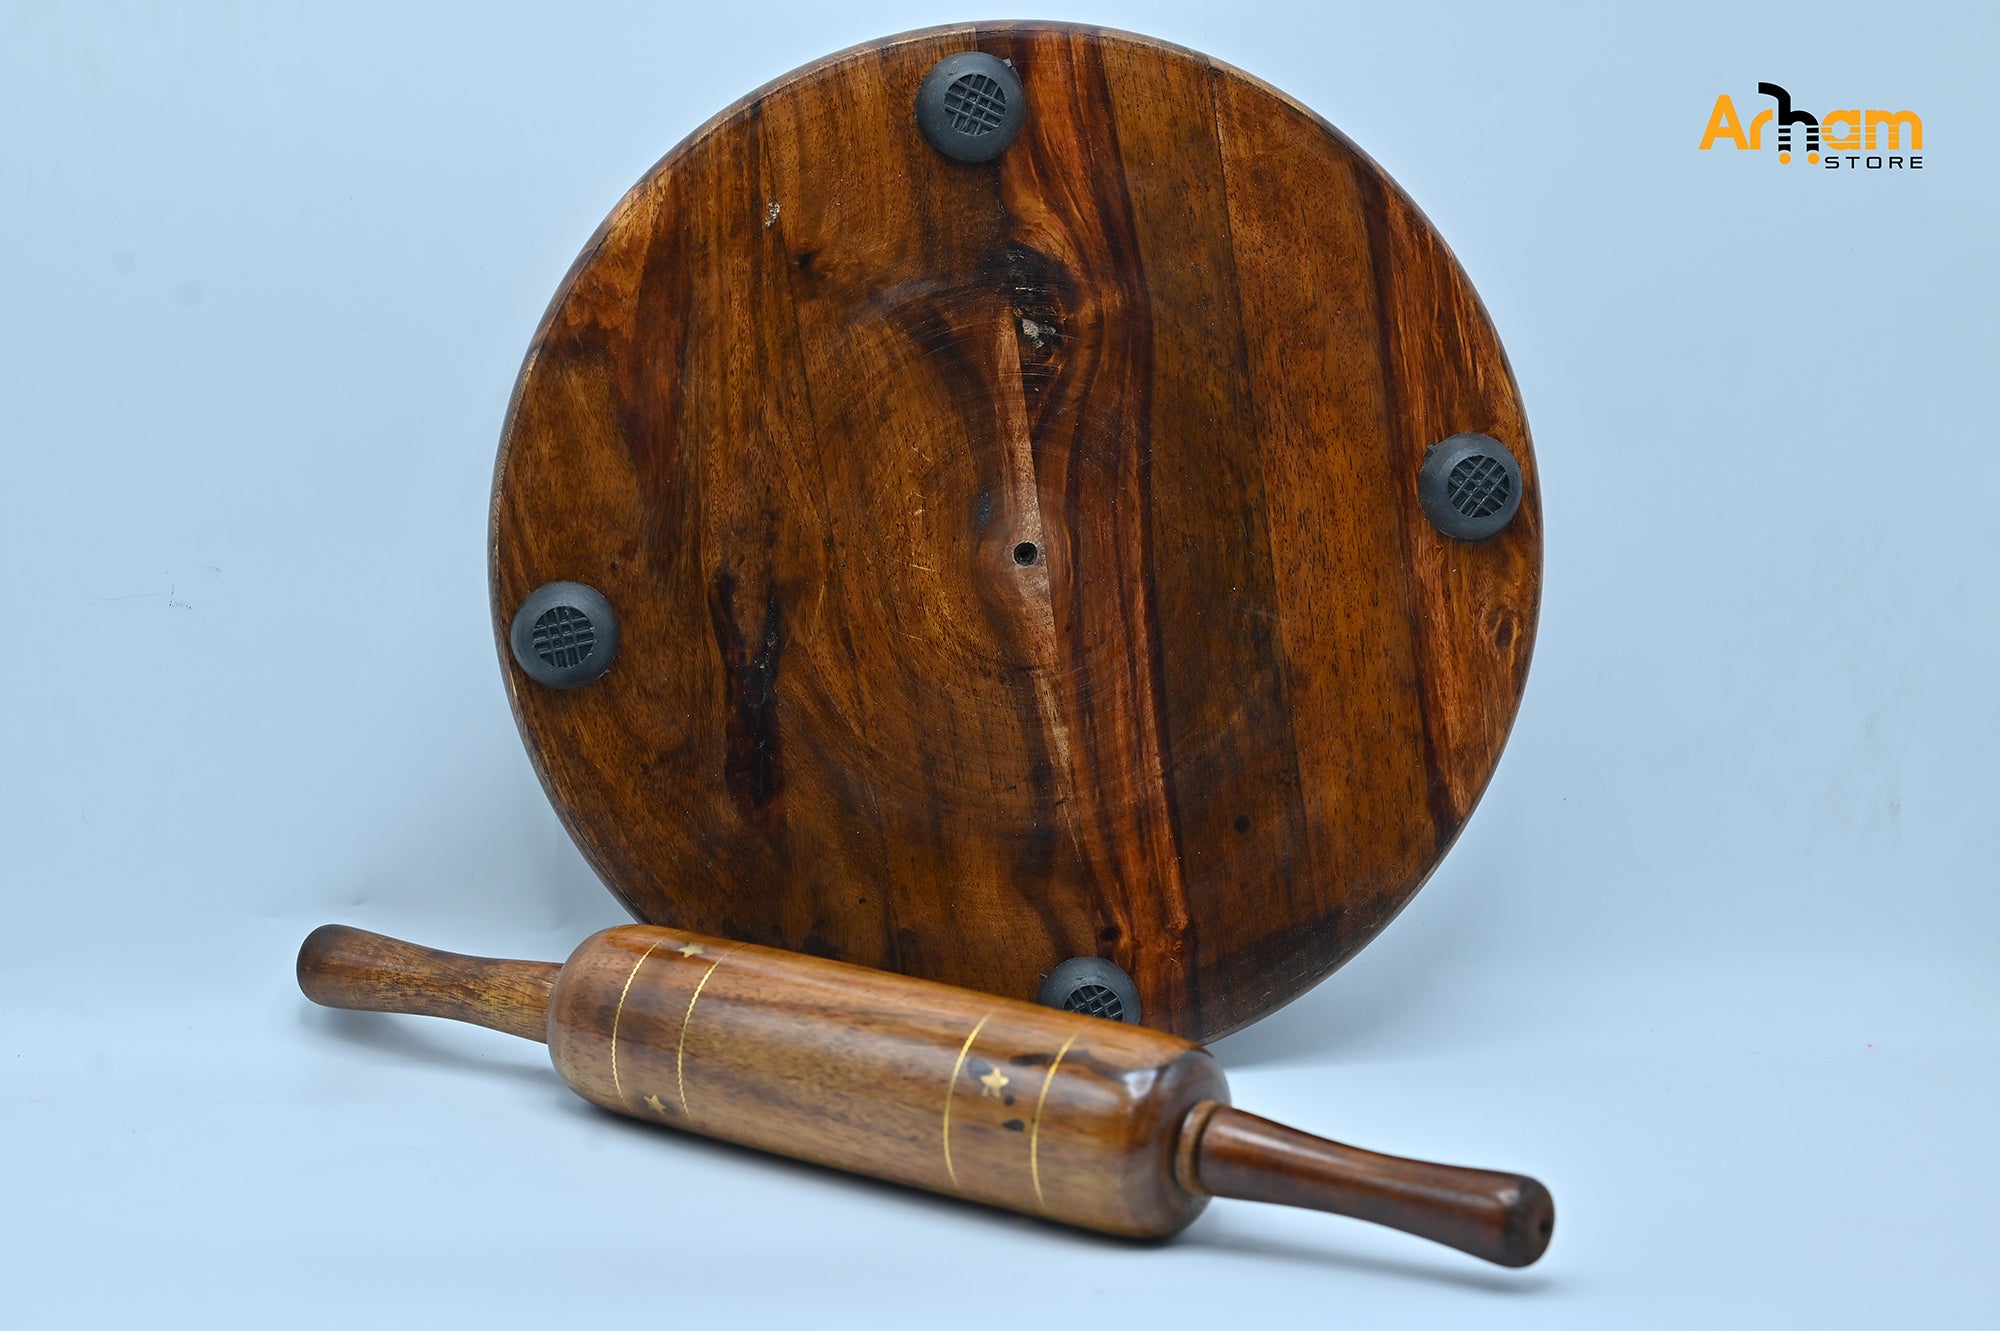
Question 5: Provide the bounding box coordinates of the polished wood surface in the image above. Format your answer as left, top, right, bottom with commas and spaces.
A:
491, 22, 1540, 1042
297, 924, 557, 1043
548, 922, 1222, 1237
1194, 1107, 1555, 1268
299, 924, 1553, 1264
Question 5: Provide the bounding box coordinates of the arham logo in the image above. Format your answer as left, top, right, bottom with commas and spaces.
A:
1700, 84, 1923, 170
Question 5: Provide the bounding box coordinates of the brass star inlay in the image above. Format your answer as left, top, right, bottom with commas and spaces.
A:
678, 942, 706, 957
642, 1093, 668, 1116
979, 1068, 1010, 1098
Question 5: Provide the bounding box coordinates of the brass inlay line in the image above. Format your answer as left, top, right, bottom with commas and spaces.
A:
941, 1010, 997, 1190
676, 947, 738, 1122
1029, 1030, 1082, 1211
609, 939, 668, 1104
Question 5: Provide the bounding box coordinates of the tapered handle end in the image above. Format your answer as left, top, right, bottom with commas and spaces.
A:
1189, 1106, 1555, 1267
297, 924, 560, 1044
1499, 1175, 1557, 1268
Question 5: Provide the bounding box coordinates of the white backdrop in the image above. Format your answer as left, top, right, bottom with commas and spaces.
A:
3, 2, 1994, 1325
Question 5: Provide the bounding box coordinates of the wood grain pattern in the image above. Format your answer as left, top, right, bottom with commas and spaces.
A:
298, 923, 1554, 1264
296, 925, 558, 1043
548, 923, 1223, 1237
1195, 1107, 1556, 1268
491, 22, 1540, 1042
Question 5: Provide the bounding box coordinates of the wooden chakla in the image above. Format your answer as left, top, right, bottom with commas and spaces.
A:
299, 924, 1554, 1267
491, 22, 1543, 1042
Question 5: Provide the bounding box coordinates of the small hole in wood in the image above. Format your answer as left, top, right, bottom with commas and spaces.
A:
1012, 541, 1040, 566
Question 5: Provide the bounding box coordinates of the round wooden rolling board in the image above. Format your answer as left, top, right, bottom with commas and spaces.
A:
491, 21, 1540, 1043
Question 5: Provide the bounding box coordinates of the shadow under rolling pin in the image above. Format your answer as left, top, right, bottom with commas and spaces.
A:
298, 923, 1554, 1267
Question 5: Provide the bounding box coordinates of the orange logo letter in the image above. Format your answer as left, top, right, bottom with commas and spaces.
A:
1700, 94, 1750, 149
1822, 111, 1862, 151
1866, 110, 1923, 150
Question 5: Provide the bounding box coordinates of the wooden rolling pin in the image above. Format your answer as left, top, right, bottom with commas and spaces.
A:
298, 923, 1554, 1266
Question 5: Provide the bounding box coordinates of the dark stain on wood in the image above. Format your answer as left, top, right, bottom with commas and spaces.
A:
709, 567, 786, 823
